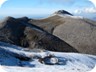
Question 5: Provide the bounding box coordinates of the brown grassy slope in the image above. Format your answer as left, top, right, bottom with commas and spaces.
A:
53, 17, 96, 55
29, 15, 65, 33
29, 15, 96, 55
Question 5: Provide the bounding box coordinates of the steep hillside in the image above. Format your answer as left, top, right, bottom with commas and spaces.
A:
29, 15, 65, 33
29, 10, 96, 55
0, 16, 77, 52
29, 10, 73, 33
53, 16, 96, 55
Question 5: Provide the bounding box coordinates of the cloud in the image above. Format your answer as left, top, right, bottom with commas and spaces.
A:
73, 0, 96, 14
0, 0, 95, 16
0, 0, 7, 8
88, 65, 96, 72
36, 0, 95, 9
74, 7, 96, 14
89, 0, 96, 7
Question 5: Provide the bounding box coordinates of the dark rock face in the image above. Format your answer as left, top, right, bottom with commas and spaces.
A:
0, 16, 78, 53
54, 10, 73, 16
0, 17, 26, 45
24, 27, 78, 52
17, 16, 30, 22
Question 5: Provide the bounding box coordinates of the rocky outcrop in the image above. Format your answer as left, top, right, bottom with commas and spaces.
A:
54, 10, 73, 16
0, 17, 27, 45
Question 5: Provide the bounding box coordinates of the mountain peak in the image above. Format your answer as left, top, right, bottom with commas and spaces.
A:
17, 17, 29, 22
54, 10, 73, 16
4, 16, 15, 22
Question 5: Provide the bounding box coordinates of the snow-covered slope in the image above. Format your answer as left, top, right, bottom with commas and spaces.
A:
0, 42, 96, 72
51, 13, 84, 19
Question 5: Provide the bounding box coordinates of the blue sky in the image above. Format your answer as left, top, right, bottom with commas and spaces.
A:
0, 0, 96, 18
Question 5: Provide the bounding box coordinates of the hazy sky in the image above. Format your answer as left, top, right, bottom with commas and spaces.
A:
0, 0, 96, 17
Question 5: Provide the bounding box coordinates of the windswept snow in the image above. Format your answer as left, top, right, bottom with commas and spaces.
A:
57, 14, 84, 19
0, 42, 96, 72
88, 65, 96, 72
50, 13, 84, 19
0, 65, 7, 72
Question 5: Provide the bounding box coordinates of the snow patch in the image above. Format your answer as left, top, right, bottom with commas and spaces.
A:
0, 42, 96, 72
57, 14, 84, 19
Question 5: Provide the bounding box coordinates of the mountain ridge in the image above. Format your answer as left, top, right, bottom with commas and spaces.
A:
0, 16, 78, 52
53, 10, 73, 16
29, 10, 96, 55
